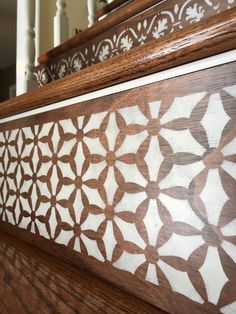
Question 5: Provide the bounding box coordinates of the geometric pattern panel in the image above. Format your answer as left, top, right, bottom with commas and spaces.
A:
35, 0, 236, 86
1, 63, 236, 313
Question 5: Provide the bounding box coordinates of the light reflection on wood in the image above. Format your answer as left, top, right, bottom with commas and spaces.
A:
0, 230, 159, 314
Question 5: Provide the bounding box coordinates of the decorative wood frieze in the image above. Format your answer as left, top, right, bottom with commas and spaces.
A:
35, 0, 236, 86
0, 62, 236, 313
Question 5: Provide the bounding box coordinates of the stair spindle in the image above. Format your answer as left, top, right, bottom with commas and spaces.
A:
87, 0, 96, 27
54, 0, 69, 47
24, 0, 37, 92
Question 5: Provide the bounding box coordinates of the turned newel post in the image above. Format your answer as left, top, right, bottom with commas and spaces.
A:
87, 0, 96, 27
54, 0, 69, 46
24, 0, 37, 92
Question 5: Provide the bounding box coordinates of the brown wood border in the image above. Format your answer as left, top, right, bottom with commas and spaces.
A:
1, 7, 236, 119
1, 61, 234, 132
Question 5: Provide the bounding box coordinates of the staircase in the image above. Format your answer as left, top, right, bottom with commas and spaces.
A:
35, 0, 236, 86
0, 1, 236, 313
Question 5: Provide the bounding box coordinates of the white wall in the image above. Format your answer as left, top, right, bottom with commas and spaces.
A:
39, 0, 88, 55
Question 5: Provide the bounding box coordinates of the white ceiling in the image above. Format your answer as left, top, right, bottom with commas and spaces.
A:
0, 0, 17, 69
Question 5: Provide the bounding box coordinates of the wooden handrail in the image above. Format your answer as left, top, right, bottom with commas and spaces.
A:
38, 0, 162, 63
96, 0, 131, 19
1, 7, 236, 119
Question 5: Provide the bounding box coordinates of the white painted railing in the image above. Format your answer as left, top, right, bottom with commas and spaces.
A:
87, 0, 96, 27
54, 0, 69, 47
24, 0, 37, 92
16, 0, 37, 96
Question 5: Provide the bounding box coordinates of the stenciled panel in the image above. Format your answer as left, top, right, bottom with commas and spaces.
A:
35, 0, 236, 86
1, 62, 236, 313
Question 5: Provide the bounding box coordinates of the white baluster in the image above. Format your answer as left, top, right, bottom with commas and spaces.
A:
54, 0, 69, 47
35, 0, 40, 65
24, 0, 37, 92
87, 0, 96, 27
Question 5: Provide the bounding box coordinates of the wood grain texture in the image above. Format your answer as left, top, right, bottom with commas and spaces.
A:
0, 62, 235, 313
38, 0, 161, 64
1, 7, 236, 119
96, 0, 131, 19
35, 0, 236, 86
0, 229, 162, 313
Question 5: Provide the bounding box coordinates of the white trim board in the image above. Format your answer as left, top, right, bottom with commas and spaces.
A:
1, 49, 236, 124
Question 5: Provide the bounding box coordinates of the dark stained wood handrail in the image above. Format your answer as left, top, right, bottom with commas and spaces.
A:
38, 0, 162, 63
96, 0, 131, 19
1, 7, 236, 119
